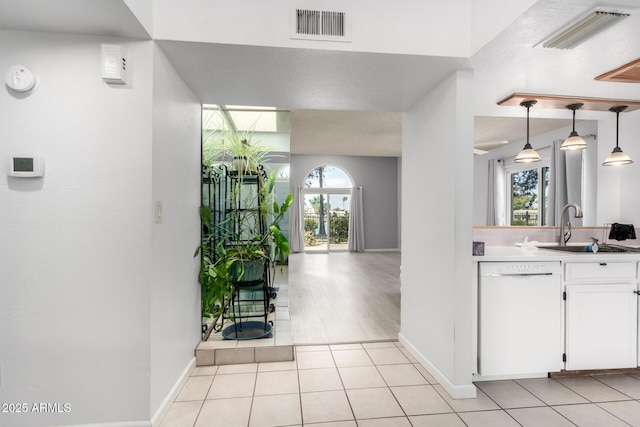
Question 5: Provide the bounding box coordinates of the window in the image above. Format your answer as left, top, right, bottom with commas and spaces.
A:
508, 165, 550, 226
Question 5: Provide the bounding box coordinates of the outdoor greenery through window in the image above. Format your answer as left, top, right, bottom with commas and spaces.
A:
303, 166, 352, 251
509, 166, 550, 226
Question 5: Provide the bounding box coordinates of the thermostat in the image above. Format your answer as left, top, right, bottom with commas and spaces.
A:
8, 156, 45, 178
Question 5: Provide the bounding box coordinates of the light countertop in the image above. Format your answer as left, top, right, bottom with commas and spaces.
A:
475, 245, 640, 262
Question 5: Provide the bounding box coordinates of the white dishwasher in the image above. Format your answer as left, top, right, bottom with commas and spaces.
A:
478, 262, 563, 379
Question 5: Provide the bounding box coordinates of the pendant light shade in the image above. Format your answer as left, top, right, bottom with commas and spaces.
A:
602, 106, 633, 166
515, 100, 541, 163
561, 103, 588, 150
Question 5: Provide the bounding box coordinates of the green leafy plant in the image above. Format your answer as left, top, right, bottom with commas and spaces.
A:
197, 116, 293, 324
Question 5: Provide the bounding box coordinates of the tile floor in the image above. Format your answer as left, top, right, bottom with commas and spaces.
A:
160, 341, 640, 427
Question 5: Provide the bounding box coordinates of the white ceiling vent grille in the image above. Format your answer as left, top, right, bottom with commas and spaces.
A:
291, 8, 351, 42
538, 9, 631, 49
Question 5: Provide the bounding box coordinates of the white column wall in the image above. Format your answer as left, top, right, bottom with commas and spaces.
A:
149, 44, 202, 419
400, 70, 476, 398
0, 31, 153, 426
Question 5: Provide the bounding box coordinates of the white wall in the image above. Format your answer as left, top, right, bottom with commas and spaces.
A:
0, 31, 154, 426
290, 154, 399, 250
125, 0, 154, 36
401, 70, 475, 398
153, 0, 472, 57
149, 44, 201, 419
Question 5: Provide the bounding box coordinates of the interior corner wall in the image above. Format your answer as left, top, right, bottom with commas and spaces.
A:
401, 70, 475, 392
149, 44, 202, 418
0, 30, 154, 426
124, 0, 154, 36
289, 154, 399, 250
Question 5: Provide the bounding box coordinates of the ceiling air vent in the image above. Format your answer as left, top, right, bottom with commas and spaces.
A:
538, 9, 631, 49
291, 8, 351, 42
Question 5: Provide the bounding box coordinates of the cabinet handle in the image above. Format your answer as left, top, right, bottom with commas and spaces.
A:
599, 263, 607, 266
635, 290, 640, 295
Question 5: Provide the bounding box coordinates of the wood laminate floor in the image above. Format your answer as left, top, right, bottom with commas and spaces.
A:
288, 251, 401, 344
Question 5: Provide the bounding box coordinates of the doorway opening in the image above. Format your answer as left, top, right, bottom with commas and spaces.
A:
302, 165, 353, 252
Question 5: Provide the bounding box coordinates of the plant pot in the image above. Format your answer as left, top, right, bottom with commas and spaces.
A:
231, 259, 265, 282
232, 156, 251, 174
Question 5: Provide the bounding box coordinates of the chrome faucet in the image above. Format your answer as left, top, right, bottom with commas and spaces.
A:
559, 203, 583, 246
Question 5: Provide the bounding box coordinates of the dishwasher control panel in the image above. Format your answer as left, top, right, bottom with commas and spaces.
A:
479, 262, 560, 276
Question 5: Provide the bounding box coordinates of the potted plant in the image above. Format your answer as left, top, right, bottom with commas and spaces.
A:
197, 117, 293, 331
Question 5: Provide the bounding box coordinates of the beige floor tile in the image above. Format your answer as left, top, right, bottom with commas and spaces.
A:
414, 364, 438, 384
299, 367, 344, 392
409, 413, 467, 427
433, 385, 499, 412
296, 350, 336, 369
296, 345, 330, 352
391, 385, 453, 416
257, 360, 297, 372
555, 376, 632, 402
254, 369, 299, 396
597, 400, 640, 426
507, 407, 576, 427
366, 347, 411, 365
159, 401, 202, 427
175, 375, 214, 402
305, 422, 356, 427
553, 403, 630, 427
249, 393, 302, 427
515, 378, 589, 406
357, 417, 412, 426
363, 341, 398, 349
192, 365, 218, 376
332, 349, 373, 367
475, 380, 545, 409
301, 390, 354, 424
594, 374, 640, 399
217, 363, 258, 374
207, 372, 256, 399
399, 347, 419, 363
346, 387, 405, 419
378, 364, 428, 386
330, 343, 363, 351
458, 410, 521, 427
195, 397, 252, 427
338, 366, 386, 389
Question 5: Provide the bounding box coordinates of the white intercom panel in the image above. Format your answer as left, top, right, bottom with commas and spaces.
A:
7, 156, 45, 177
101, 44, 127, 84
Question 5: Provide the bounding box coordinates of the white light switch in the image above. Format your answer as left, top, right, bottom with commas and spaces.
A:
155, 201, 163, 223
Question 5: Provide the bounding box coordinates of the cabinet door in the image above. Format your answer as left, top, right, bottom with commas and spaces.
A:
565, 284, 637, 370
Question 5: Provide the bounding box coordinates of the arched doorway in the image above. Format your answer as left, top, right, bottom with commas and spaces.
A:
302, 165, 353, 252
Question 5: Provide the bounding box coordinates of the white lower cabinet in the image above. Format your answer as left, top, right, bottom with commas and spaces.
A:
564, 262, 638, 371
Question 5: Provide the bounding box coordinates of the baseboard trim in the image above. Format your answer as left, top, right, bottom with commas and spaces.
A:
398, 333, 476, 399
151, 357, 197, 427
364, 248, 400, 252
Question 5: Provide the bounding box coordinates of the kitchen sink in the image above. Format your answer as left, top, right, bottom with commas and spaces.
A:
539, 244, 634, 253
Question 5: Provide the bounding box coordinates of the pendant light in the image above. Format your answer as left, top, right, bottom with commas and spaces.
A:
515, 100, 541, 163
561, 103, 588, 150
602, 105, 633, 166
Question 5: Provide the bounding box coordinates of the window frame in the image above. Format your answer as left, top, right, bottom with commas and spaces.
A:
504, 156, 551, 227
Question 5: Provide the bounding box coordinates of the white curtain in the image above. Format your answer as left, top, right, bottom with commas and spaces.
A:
487, 159, 506, 226
548, 140, 583, 226
348, 187, 365, 252
289, 186, 305, 252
